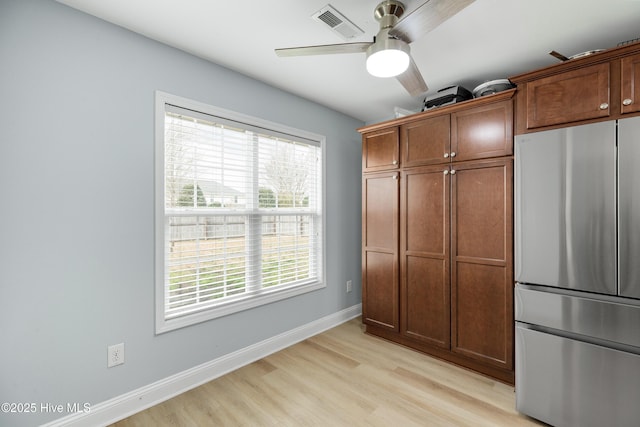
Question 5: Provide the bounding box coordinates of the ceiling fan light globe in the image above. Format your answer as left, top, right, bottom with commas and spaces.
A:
366, 49, 410, 77
366, 37, 410, 78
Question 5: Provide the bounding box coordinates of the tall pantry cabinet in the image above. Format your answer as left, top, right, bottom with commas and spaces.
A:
360, 90, 515, 384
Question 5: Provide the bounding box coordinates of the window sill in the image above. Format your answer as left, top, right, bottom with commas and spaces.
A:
155, 280, 326, 334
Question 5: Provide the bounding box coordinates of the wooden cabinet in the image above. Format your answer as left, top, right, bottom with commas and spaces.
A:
401, 114, 450, 167
362, 127, 399, 172
511, 41, 640, 133
362, 171, 399, 331
359, 91, 515, 384
451, 158, 513, 370
524, 63, 610, 129
400, 165, 450, 348
399, 158, 514, 372
621, 52, 640, 115
400, 99, 513, 167
451, 100, 514, 161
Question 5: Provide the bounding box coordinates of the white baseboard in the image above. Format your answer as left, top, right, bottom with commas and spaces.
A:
43, 304, 362, 427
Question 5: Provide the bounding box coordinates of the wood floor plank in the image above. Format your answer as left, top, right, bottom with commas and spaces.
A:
111, 319, 544, 426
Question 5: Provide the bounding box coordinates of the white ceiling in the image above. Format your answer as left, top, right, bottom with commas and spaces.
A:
57, 0, 640, 123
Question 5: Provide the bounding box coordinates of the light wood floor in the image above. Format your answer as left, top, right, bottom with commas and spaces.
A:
111, 319, 545, 426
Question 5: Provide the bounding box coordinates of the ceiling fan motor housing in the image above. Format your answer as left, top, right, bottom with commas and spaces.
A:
374, 0, 405, 29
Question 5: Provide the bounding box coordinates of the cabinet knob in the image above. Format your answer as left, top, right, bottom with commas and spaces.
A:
450, 152, 456, 158
392, 174, 398, 180
443, 170, 449, 175
450, 170, 456, 175
392, 160, 398, 165
600, 103, 609, 110
443, 153, 450, 158
623, 98, 633, 106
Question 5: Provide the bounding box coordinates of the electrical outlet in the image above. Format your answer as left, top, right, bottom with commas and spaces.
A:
346, 280, 353, 293
107, 343, 125, 368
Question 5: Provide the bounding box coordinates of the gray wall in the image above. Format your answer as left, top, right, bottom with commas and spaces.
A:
0, 1, 363, 425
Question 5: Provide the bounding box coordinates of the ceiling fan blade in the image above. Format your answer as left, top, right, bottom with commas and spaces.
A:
390, 0, 476, 43
275, 42, 372, 57
395, 56, 428, 97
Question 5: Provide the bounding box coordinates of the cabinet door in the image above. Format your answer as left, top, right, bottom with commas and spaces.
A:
450, 159, 513, 370
621, 53, 640, 114
401, 114, 450, 167
526, 63, 610, 129
400, 165, 450, 348
363, 127, 399, 172
451, 100, 513, 161
362, 171, 399, 331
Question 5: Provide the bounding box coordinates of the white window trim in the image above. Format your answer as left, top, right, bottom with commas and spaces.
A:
154, 91, 326, 334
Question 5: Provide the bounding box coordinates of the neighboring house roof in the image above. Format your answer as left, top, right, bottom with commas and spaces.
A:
196, 180, 243, 200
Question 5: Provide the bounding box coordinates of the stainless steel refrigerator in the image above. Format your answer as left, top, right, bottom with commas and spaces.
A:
515, 116, 640, 427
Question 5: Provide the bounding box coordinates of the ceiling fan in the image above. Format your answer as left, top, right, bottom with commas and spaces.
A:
275, 0, 476, 97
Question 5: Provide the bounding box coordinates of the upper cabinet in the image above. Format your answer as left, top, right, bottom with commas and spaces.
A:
511, 42, 640, 134
451, 99, 514, 161
360, 90, 514, 171
524, 63, 610, 129
621, 52, 640, 115
400, 98, 513, 167
362, 127, 399, 172
401, 114, 450, 167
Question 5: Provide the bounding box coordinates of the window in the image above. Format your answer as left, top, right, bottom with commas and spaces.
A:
155, 92, 325, 333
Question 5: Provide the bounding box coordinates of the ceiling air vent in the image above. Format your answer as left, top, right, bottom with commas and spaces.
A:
312, 5, 364, 40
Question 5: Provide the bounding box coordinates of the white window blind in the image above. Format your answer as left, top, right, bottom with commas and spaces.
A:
155, 92, 324, 333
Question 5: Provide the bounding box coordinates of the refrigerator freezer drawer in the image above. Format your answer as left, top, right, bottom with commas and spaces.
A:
516, 324, 640, 427
515, 284, 640, 348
